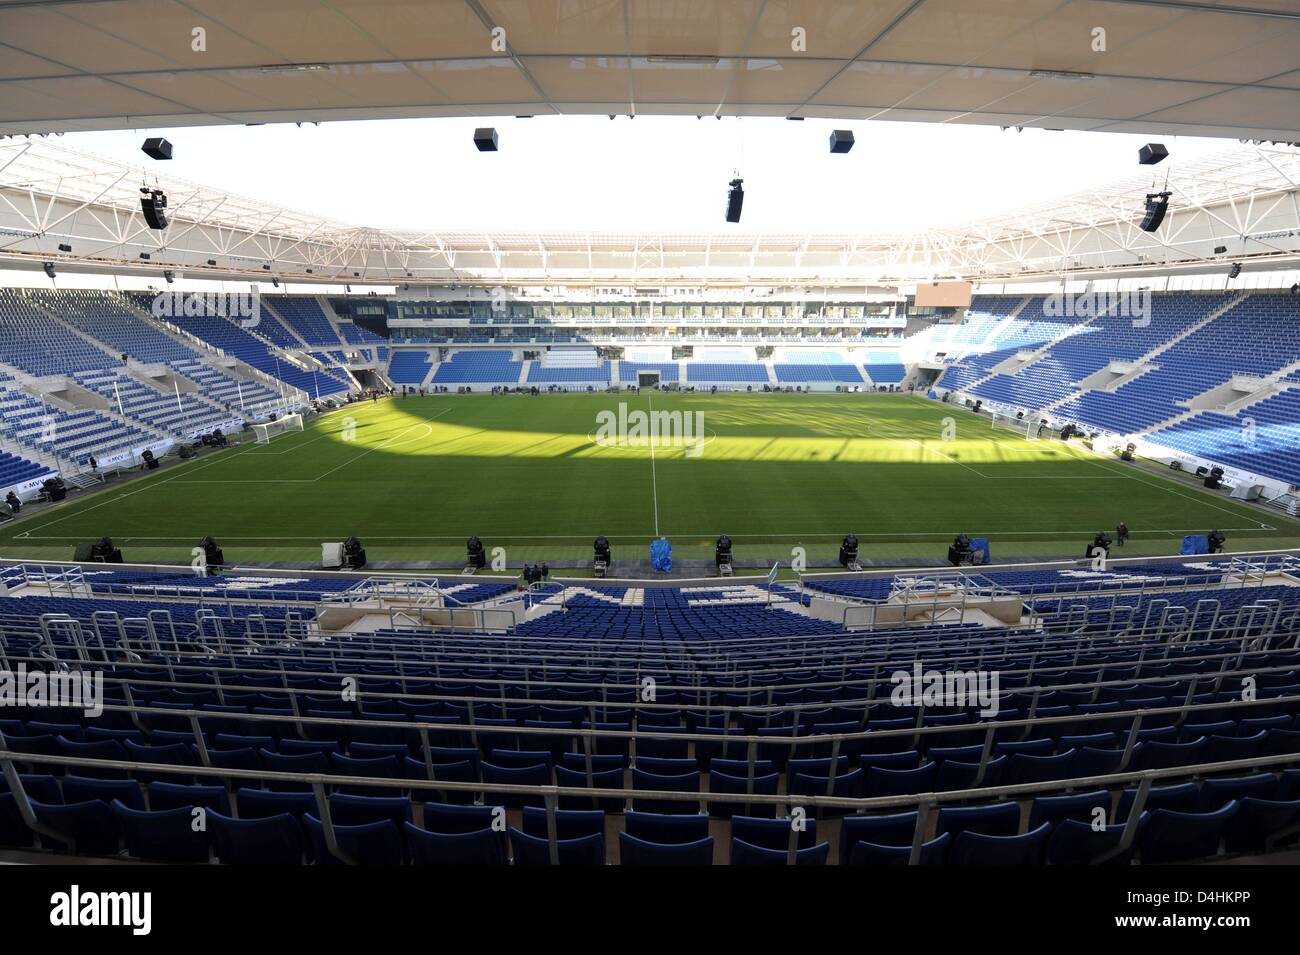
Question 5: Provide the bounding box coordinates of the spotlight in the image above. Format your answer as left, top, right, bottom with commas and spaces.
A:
139, 252, 151, 260
342, 535, 367, 570
474, 127, 499, 152
163, 270, 175, 284
1213, 245, 1227, 254
89, 536, 124, 564
197, 535, 225, 575
1228, 263, 1242, 279
206, 259, 217, 266
593, 535, 611, 577
947, 534, 973, 567
262, 264, 271, 271
140, 188, 168, 230
43, 262, 56, 279
725, 178, 744, 223
839, 533, 861, 570
1138, 143, 1168, 165
715, 534, 734, 576
465, 536, 486, 573
57, 243, 72, 253
1208, 530, 1226, 554
1139, 191, 1170, 233
1087, 531, 1113, 560
141, 137, 173, 160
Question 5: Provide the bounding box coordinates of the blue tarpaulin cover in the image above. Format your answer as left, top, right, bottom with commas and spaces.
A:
650, 538, 673, 573
970, 537, 992, 564
1181, 535, 1209, 556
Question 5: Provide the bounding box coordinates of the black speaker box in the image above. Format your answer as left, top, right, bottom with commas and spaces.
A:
473, 127, 498, 152
725, 179, 744, 223
73, 543, 96, 562
1138, 143, 1168, 165
1140, 193, 1169, 232
141, 192, 168, 230
142, 137, 173, 160
829, 130, 855, 154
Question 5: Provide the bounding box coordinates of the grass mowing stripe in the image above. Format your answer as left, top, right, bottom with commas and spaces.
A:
1, 392, 1296, 566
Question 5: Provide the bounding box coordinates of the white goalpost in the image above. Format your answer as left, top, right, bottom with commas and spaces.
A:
253, 413, 304, 444
989, 410, 1044, 440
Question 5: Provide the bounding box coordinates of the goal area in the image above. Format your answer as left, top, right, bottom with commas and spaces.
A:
253, 413, 304, 444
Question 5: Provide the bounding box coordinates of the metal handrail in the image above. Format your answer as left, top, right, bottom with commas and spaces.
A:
7, 608, 1294, 692
4, 747, 1300, 865
6, 623, 1295, 707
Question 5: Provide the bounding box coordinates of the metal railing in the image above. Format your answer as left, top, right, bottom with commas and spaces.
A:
3, 738, 1300, 865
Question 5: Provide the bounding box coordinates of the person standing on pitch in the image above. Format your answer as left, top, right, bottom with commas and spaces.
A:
1116, 521, 1129, 547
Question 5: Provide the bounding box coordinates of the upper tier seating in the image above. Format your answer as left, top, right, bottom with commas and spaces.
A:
1053, 294, 1300, 435
26, 290, 198, 364
131, 296, 350, 398
0, 290, 115, 377
265, 298, 342, 346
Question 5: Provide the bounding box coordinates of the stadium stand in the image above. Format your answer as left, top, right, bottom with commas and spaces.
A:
1149, 389, 1300, 487
69, 370, 229, 436
265, 297, 342, 347
432, 351, 523, 385
388, 350, 434, 386
2, 553, 1300, 865
526, 352, 611, 384
0, 290, 116, 377
0, 383, 157, 465
0, 448, 51, 490
685, 362, 769, 384
619, 361, 679, 383
130, 295, 350, 398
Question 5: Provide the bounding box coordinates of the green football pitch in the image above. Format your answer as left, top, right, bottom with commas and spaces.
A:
3, 391, 1297, 570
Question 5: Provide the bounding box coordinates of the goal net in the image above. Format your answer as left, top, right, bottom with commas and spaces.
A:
253, 413, 304, 444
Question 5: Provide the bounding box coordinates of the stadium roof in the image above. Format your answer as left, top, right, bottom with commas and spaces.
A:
2, 0, 1299, 140
2, 137, 1299, 286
